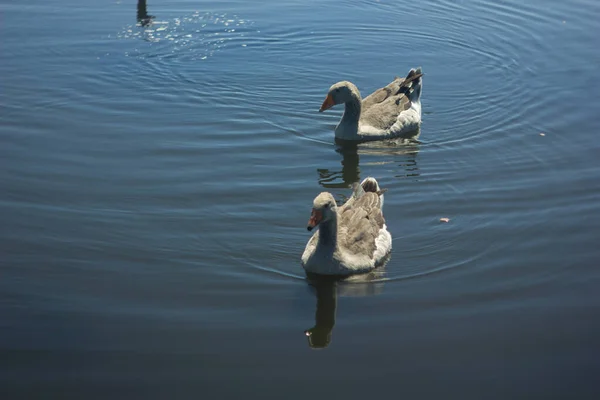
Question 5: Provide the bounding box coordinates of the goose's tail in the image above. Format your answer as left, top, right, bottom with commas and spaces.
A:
398, 67, 423, 104
360, 177, 387, 207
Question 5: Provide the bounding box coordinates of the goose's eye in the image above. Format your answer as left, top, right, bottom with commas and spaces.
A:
324, 203, 330, 209
335, 88, 340, 93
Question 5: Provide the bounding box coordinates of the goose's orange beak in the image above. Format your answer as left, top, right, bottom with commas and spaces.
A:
319, 94, 335, 112
307, 209, 322, 231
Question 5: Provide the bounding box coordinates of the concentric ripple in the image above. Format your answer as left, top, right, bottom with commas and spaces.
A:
117, 11, 259, 61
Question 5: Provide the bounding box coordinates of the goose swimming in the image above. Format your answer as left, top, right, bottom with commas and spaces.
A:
301, 177, 391, 275
319, 67, 423, 141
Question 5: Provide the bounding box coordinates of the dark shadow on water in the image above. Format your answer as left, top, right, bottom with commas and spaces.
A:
304, 269, 386, 349
318, 132, 421, 190
137, 0, 155, 27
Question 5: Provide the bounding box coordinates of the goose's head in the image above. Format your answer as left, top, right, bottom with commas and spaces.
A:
319, 81, 360, 112
307, 192, 337, 231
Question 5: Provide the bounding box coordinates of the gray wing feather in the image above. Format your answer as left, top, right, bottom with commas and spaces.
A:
360, 71, 422, 131
361, 77, 406, 110
338, 192, 385, 258
361, 93, 411, 131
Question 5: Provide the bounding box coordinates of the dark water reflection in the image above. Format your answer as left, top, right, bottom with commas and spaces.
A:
305, 277, 337, 348
318, 138, 421, 189
304, 271, 386, 349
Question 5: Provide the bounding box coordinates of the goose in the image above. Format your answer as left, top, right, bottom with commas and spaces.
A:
301, 177, 392, 275
319, 67, 423, 141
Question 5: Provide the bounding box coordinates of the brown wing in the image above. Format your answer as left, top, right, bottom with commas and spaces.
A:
361, 72, 422, 111
360, 94, 412, 131
361, 77, 405, 110
337, 192, 385, 259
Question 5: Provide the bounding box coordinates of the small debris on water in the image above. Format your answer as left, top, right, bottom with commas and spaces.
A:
440, 218, 450, 223
540, 133, 546, 136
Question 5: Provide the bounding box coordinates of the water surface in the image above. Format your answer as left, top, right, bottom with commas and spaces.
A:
1, 0, 600, 398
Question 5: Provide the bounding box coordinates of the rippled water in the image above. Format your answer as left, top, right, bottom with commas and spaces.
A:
2, 0, 600, 398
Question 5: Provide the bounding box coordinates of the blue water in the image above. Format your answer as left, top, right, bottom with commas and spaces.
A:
2, 0, 600, 398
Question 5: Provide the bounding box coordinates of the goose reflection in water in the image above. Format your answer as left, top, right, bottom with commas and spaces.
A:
318, 135, 421, 190
304, 269, 386, 349
137, 0, 155, 27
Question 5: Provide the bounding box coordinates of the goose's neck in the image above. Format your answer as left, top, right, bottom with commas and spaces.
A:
341, 95, 361, 127
336, 92, 362, 139
318, 215, 338, 248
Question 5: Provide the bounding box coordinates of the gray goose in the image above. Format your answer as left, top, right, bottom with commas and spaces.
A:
319, 67, 423, 141
301, 177, 391, 275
